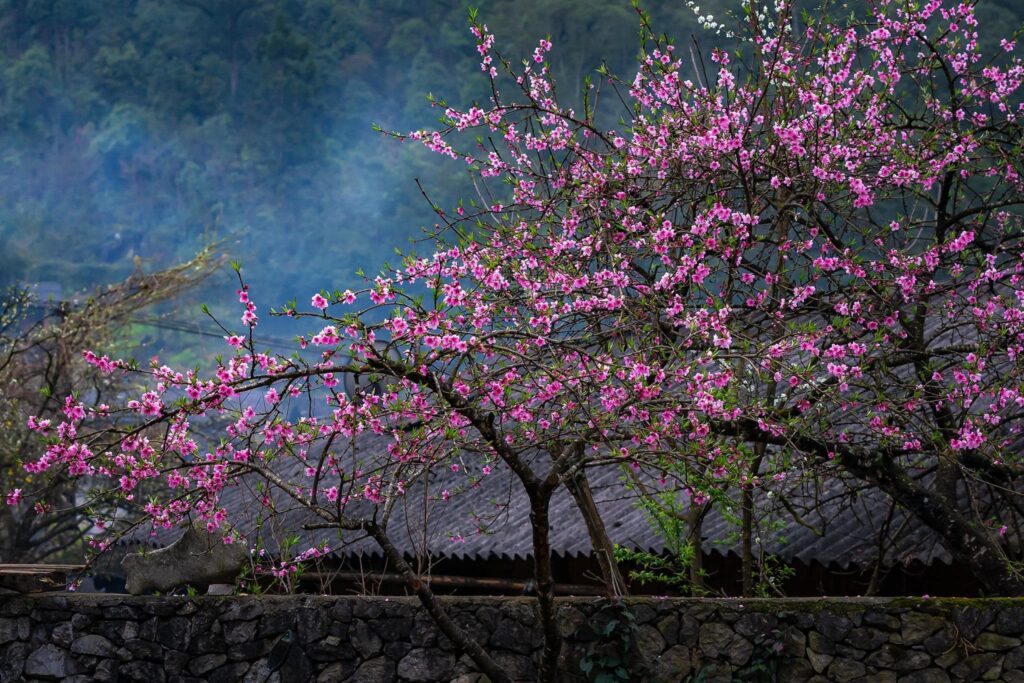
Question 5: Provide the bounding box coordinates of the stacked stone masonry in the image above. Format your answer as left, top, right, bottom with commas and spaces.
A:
1, 595, 1023, 681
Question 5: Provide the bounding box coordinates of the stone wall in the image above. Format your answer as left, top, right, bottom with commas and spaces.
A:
1, 594, 1023, 682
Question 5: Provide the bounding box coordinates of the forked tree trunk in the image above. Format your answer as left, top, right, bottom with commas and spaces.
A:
839, 454, 1024, 596
721, 420, 1024, 595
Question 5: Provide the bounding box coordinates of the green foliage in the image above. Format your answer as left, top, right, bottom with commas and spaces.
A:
613, 544, 702, 592
751, 549, 796, 598
617, 472, 712, 595
578, 600, 652, 683
686, 624, 791, 682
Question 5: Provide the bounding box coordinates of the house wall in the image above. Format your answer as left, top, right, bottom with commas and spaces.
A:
1, 594, 1023, 682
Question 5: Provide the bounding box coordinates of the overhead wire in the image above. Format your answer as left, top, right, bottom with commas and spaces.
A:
129, 315, 305, 354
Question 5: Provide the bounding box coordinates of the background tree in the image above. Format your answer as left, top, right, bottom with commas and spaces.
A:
0, 249, 219, 563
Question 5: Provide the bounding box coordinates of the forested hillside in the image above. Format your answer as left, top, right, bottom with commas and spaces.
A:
0, 0, 684, 309
1, 0, 1022, 322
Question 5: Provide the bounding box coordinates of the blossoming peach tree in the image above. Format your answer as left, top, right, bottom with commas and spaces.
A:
11, 0, 1024, 678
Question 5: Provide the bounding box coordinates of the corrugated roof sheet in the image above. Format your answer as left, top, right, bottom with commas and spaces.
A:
130, 431, 982, 570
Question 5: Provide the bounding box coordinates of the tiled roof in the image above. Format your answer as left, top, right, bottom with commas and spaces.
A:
134, 432, 970, 570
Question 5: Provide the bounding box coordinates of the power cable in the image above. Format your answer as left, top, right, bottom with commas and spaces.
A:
129, 316, 305, 354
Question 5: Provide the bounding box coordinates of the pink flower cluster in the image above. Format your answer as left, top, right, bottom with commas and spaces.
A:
9, 0, 1024, 576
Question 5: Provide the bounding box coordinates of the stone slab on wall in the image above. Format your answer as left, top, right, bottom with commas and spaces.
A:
1, 595, 1024, 682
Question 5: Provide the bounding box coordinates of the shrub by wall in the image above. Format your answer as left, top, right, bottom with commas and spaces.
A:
1, 595, 1023, 682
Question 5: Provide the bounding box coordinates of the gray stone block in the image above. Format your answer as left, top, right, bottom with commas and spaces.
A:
121, 526, 247, 595
25, 643, 72, 679
71, 634, 116, 657
350, 656, 396, 683
396, 648, 455, 682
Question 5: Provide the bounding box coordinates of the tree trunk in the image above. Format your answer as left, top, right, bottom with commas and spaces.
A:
720, 420, 1024, 595
741, 485, 754, 597
366, 525, 512, 683
566, 469, 628, 596
842, 455, 1024, 596
528, 488, 563, 682
741, 445, 766, 597
687, 502, 706, 593
230, 41, 239, 99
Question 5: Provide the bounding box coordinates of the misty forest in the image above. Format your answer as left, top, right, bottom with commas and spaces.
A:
1, 0, 749, 337
4, 0, 1011, 325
